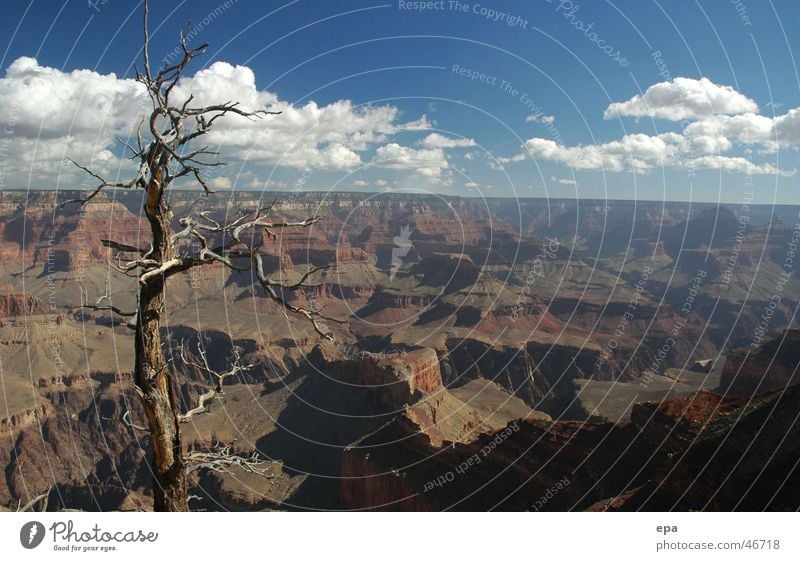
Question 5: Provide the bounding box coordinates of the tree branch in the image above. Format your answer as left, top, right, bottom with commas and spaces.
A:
185, 442, 276, 477
101, 239, 148, 254
18, 488, 51, 513
71, 284, 137, 329
62, 159, 145, 207
176, 339, 256, 423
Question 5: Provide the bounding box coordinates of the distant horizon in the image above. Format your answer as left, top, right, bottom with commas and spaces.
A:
3, 187, 799, 208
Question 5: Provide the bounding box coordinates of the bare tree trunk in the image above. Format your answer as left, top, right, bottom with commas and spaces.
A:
67, 1, 334, 511
134, 176, 189, 512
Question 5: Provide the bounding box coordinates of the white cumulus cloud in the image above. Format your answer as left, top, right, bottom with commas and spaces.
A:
686, 156, 785, 175
0, 57, 430, 186
501, 77, 795, 176
603, 77, 759, 121
419, 132, 476, 149
211, 176, 233, 189
526, 113, 556, 124
372, 143, 449, 179
511, 133, 685, 173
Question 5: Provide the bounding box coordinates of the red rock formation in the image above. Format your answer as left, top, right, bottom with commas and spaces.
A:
384, 348, 442, 394
0, 294, 48, 317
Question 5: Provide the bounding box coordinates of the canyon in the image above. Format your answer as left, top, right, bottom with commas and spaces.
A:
0, 189, 797, 511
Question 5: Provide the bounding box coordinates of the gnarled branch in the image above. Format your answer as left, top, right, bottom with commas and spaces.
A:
185, 442, 276, 477
177, 338, 256, 423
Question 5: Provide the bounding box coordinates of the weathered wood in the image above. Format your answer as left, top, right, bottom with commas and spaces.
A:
135, 172, 188, 512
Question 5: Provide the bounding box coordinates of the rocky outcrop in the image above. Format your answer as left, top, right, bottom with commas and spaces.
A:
339, 326, 800, 511
718, 328, 800, 394
0, 403, 49, 434
342, 380, 800, 511
616, 384, 800, 510
441, 336, 641, 416
0, 379, 148, 510
340, 414, 640, 511
0, 293, 48, 318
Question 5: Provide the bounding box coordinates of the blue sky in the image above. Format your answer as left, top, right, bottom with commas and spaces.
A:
1, 0, 799, 203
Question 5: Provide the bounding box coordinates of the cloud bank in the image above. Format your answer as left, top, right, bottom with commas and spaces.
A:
0, 57, 440, 187
502, 77, 794, 176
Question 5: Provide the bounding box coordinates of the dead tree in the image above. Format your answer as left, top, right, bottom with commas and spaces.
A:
67, 1, 337, 511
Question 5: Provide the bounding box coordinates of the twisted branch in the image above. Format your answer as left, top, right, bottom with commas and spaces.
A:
177, 338, 256, 423
185, 442, 276, 477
